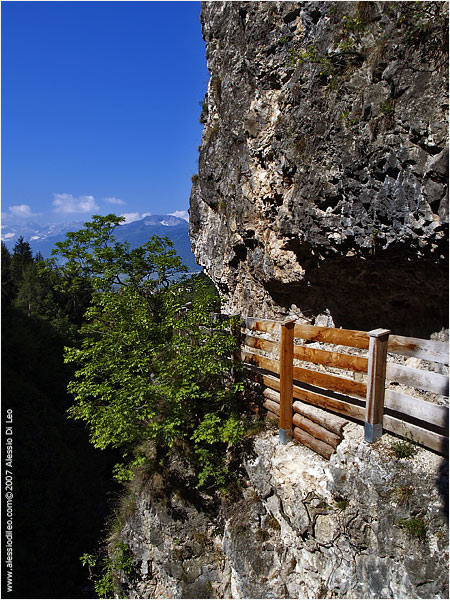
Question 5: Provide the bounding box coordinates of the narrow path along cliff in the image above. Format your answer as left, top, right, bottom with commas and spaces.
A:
112, 2, 449, 598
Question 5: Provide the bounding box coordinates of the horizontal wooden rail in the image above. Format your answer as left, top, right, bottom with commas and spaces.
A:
242, 334, 279, 355
241, 350, 280, 374
265, 409, 280, 424
293, 413, 341, 447
241, 315, 448, 456
294, 400, 349, 436
266, 382, 449, 433
265, 387, 349, 435
294, 344, 368, 373
241, 317, 280, 337
263, 387, 280, 404
383, 414, 448, 455
292, 386, 365, 421
385, 389, 448, 429
293, 428, 335, 459
263, 397, 280, 417
293, 324, 370, 349
293, 365, 367, 399
261, 373, 281, 392
388, 335, 449, 365
386, 362, 449, 396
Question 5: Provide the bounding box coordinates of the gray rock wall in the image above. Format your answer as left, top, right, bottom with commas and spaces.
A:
190, 1, 448, 337
114, 5, 449, 598
119, 427, 448, 598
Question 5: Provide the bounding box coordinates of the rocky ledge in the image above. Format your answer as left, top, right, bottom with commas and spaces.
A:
118, 426, 448, 598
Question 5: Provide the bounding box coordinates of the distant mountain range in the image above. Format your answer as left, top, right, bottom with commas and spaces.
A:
1, 215, 201, 272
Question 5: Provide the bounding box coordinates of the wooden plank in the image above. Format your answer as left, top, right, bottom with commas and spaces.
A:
384, 389, 449, 429
268, 387, 350, 436
243, 334, 279, 355
263, 388, 281, 405
365, 329, 390, 442
386, 362, 449, 396
279, 319, 295, 433
267, 379, 448, 454
241, 317, 280, 338
294, 344, 368, 373
263, 398, 280, 416
293, 324, 370, 349
293, 400, 349, 436
292, 385, 365, 421
265, 409, 279, 424
388, 335, 449, 365
293, 413, 341, 448
293, 427, 335, 459
383, 414, 449, 456
262, 374, 281, 392
241, 350, 280, 375
293, 365, 367, 399
231, 316, 242, 379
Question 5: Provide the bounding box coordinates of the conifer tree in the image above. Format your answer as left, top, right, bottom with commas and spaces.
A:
11, 236, 33, 284
1, 242, 16, 305
15, 262, 44, 317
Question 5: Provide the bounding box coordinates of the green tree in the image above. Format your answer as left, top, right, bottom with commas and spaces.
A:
1, 242, 16, 305
11, 236, 33, 285
5, 244, 75, 335
14, 261, 44, 317
47, 215, 243, 489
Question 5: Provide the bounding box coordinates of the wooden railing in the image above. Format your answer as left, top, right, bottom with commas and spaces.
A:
240, 317, 449, 458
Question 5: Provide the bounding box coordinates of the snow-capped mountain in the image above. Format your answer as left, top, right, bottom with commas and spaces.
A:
1, 221, 84, 245
1, 215, 200, 271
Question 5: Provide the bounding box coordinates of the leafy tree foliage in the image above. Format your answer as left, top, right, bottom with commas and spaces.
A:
47, 215, 244, 489
81, 542, 134, 599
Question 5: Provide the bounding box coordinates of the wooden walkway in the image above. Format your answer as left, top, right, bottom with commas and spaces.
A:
240, 317, 449, 458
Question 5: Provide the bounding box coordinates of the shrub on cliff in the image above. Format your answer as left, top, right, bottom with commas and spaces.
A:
44, 214, 244, 489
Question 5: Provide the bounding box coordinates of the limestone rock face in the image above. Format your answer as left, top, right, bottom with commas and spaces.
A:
117, 6, 449, 598
190, 1, 448, 337
120, 428, 448, 599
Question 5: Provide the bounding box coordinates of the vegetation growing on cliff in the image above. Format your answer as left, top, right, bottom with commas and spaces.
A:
81, 542, 135, 599
283, 1, 448, 92
3, 218, 250, 598
43, 214, 245, 490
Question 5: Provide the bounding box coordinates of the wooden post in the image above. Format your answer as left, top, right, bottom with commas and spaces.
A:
229, 314, 242, 385
365, 328, 390, 443
279, 318, 296, 444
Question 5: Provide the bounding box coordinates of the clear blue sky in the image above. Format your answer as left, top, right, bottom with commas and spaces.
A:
1, 0, 209, 226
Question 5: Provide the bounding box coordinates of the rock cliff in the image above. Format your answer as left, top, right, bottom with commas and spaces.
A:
190, 1, 448, 337
119, 427, 448, 599
111, 4, 449, 598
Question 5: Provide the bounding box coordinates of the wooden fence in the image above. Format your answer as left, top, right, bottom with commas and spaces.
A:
240, 317, 449, 458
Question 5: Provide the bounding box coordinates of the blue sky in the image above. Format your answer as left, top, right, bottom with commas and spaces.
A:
1, 0, 209, 227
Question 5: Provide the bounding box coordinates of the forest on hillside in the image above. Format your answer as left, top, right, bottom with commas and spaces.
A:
2, 236, 119, 598
1, 216, 250, 598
